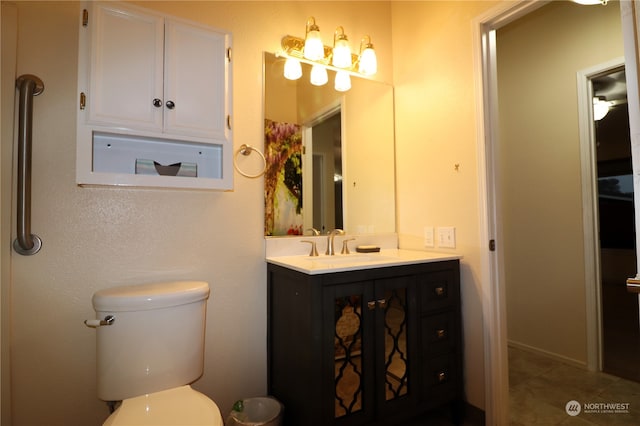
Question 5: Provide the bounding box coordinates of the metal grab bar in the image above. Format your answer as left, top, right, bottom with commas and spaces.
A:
13, 74, 44, 256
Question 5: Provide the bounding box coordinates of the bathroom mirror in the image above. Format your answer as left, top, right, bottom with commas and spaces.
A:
263, 52, 396, 236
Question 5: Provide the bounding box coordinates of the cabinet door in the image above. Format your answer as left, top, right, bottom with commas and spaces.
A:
326, 282, 375, 426
374, 275, 419, 418
164, 20, 230, 140
88, 3, 164, 131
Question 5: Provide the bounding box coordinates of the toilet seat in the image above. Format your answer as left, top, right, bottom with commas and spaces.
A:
103, 385, 222, 426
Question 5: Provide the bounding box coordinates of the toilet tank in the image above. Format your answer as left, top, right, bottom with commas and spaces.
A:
91, 281, 210, 401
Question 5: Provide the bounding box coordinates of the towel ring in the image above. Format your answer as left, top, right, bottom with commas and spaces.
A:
234, 144, 266, 178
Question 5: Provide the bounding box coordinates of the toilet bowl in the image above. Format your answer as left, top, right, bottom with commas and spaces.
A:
104, 385, 222, 426
86, 281, 222, 426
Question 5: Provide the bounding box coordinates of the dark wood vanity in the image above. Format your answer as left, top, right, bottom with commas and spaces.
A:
267, 258, 462, 425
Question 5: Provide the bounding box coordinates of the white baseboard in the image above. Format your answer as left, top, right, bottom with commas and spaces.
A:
508, 340, 587, 369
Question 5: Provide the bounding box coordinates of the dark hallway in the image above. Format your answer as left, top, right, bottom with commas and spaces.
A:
594, 68, 640, 383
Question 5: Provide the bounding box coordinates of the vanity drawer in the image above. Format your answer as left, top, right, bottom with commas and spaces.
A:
421, 311, 458, 356
418, 269, 459, 311
422, 354, 460, 402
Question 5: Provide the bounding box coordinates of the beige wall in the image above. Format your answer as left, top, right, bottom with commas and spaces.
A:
391, 0, 498, 409
497, 1, 623, 364
1, 2, 395, 424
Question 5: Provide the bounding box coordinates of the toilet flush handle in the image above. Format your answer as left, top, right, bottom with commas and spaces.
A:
84, 315, 115, 328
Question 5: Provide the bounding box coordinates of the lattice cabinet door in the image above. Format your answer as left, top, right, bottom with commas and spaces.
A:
373, 275, 419, 419
323, 281, 376, 426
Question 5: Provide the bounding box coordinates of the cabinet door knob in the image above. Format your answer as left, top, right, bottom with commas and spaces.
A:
377, 298, 387, 309
434, 286, 445, 297
437, 371, 447, 383
367, 301, 376, 311
152, 98, 162, 108
436, 329, 447, 339
166, 100, 175, 109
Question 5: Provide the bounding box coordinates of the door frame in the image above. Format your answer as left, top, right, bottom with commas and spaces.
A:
475, 1, 638, 425
577, 57, 626, 373
472, 2, 549, 423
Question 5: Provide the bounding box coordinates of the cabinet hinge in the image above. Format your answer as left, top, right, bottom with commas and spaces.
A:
302, 146, 306, 155
80, 92, 86, 110
82, 9, 88, 27
227, 47, 232, 62
489, 239, 496, 251
227, 115, 232, 130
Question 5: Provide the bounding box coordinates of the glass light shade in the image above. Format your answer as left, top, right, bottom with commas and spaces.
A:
593, 98, 610, 121
304, 30, 324, 61
310, 65, 328, 86
332, 38, 352, 68
334, 71, 351, 92
358, 47, 377, 75
283, 58, 302, 80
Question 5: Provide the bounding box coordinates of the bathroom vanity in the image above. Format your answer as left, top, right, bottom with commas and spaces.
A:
266, 251, 462, 426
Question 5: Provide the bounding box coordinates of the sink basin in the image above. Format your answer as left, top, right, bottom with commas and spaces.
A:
266, 249, 462, 275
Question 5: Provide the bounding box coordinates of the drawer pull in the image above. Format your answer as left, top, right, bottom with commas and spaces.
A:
436, 329, 447, 339
434, 286, 445, 297
437, 371, 447, 383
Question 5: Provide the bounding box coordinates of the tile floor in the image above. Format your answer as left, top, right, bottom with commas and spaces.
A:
509, 345, 640, 425
408, 345, 640, 425
402, 344, 640, 425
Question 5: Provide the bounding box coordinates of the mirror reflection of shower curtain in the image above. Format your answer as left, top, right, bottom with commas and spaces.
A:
264, 119, 303, 236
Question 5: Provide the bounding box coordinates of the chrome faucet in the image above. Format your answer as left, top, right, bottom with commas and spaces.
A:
326, 229, 345, 255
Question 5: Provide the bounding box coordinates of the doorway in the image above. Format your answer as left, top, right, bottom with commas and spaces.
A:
474, 1, 633, 423
310, 111, 342, 233
302, 107, 343, 234
592, 68, 640, 382
494, 0, 625, 370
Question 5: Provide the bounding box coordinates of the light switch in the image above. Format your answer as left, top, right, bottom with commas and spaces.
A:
437, 227, 456, 248
424, 226, 434, 248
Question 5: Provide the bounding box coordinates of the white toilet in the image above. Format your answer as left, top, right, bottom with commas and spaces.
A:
86, 280, 223, 426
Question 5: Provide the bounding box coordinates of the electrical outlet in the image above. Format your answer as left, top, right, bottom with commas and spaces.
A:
424, 226, 434, 247
437, 227, 456, 248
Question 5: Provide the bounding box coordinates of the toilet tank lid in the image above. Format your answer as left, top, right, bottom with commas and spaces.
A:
92, 281, 210, 312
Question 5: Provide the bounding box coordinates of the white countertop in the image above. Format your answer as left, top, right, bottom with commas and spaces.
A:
266, 249, 462, 275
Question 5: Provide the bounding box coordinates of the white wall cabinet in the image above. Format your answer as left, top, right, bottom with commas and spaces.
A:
77, 1, 233, 190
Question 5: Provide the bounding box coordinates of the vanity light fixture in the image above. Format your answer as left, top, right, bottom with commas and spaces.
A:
334, 71, 351, 92
310, 64, 329, 86
279, 17, 378, 91
284, 58, 303, 80
358, 36, 377, 76
303, 17, 324, 61
332, 27, 352, 68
